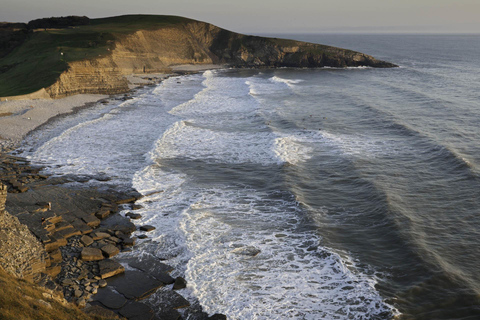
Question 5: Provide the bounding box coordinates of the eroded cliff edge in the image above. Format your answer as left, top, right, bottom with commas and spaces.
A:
0, 15, 397, 99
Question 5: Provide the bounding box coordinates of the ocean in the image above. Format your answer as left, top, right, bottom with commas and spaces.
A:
20, 34, 480, 319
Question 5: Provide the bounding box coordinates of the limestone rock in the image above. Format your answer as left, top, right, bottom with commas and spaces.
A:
108, 270, 164, 300
101, 244, 120, 258
81, 247, 104, 261
80, 235, 94, 246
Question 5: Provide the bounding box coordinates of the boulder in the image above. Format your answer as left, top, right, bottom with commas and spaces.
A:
173, 277, 187, 290
140, 225, 156, 232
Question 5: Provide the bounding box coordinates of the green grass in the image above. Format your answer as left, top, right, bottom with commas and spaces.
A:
0, 15, 193, 97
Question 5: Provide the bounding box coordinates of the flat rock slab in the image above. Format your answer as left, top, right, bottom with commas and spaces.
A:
108, 270, 164, 301
101, 244, 120, 258
122, 256, 174, 279
99, 259, 125, 279
93, 287, 127, 309
81, 247, 104, 261
82, 214, 101, 227
101, 214, 136, 234
91, 231, 110, 240
139, 225, 156, 232
119, 302, 153, 320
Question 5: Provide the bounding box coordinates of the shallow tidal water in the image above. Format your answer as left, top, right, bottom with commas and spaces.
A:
21, 34, 480, 319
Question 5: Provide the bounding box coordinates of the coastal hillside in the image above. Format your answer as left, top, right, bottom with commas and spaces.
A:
0, 15, 396, 98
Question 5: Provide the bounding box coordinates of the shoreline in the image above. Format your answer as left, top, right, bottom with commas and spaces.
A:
0, 64, 227, 153
0, 66, 227, 319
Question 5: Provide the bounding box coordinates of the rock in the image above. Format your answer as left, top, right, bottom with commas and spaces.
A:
62, 278, 74, 286
51, 226, 82, 240
122, 237, 136, 247
119, 302, 154, 320
99, 279, 107, 288
107, 270, 164, 300
173, 277, 187, 290
91, 232, 110, 241
138, 234, 148, 239
74, 289, 83, 298
209, 314, 228, 320
101, 244, 120, 258
123, 256, 174, 275
81, 247, 104, 261
81, 215, 101, 227
126, 212, 142, 219
80, 235, 94, 246
44, 237, 67, 252
95, 208, 111, 219
93, 287, 127, 309
98, 259, 125, 279
140, 225, 156, 232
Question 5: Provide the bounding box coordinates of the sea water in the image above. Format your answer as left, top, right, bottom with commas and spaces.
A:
21, 34, 480, 319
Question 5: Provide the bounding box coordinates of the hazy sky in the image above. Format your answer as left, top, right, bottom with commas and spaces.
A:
1, 0, 479, 33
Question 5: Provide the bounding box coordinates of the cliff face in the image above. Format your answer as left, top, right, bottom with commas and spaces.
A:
38, 17, 395, 98
0, 184, 47, 282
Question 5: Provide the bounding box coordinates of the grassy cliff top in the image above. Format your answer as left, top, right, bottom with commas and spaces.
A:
0, 268, 99, 320
0, 15, 193, 97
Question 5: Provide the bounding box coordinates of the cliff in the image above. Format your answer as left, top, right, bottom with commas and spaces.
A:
0, 15, 397, 98
0, 184, 47, 282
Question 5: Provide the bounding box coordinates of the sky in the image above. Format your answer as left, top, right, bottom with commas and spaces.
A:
1, 0, 479, 34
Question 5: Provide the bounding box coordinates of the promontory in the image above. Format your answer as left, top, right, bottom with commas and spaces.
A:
0, 14, 397, 99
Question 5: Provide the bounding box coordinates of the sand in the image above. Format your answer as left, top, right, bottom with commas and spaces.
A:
0, 65, 225, 152
0, 94, 108, 151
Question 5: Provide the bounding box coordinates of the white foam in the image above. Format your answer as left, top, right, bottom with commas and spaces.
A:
270, 75, 305, 86
131, 169, 398, 319
319, 131, 411, 159
152, 120, 280, 166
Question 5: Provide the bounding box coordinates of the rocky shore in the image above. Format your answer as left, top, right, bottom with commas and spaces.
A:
0, 152, 226, 319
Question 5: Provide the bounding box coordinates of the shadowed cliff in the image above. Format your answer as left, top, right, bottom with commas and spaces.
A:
0, 15, 397, 98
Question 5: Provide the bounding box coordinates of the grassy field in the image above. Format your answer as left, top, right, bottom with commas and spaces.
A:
0, 15, 192, 97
